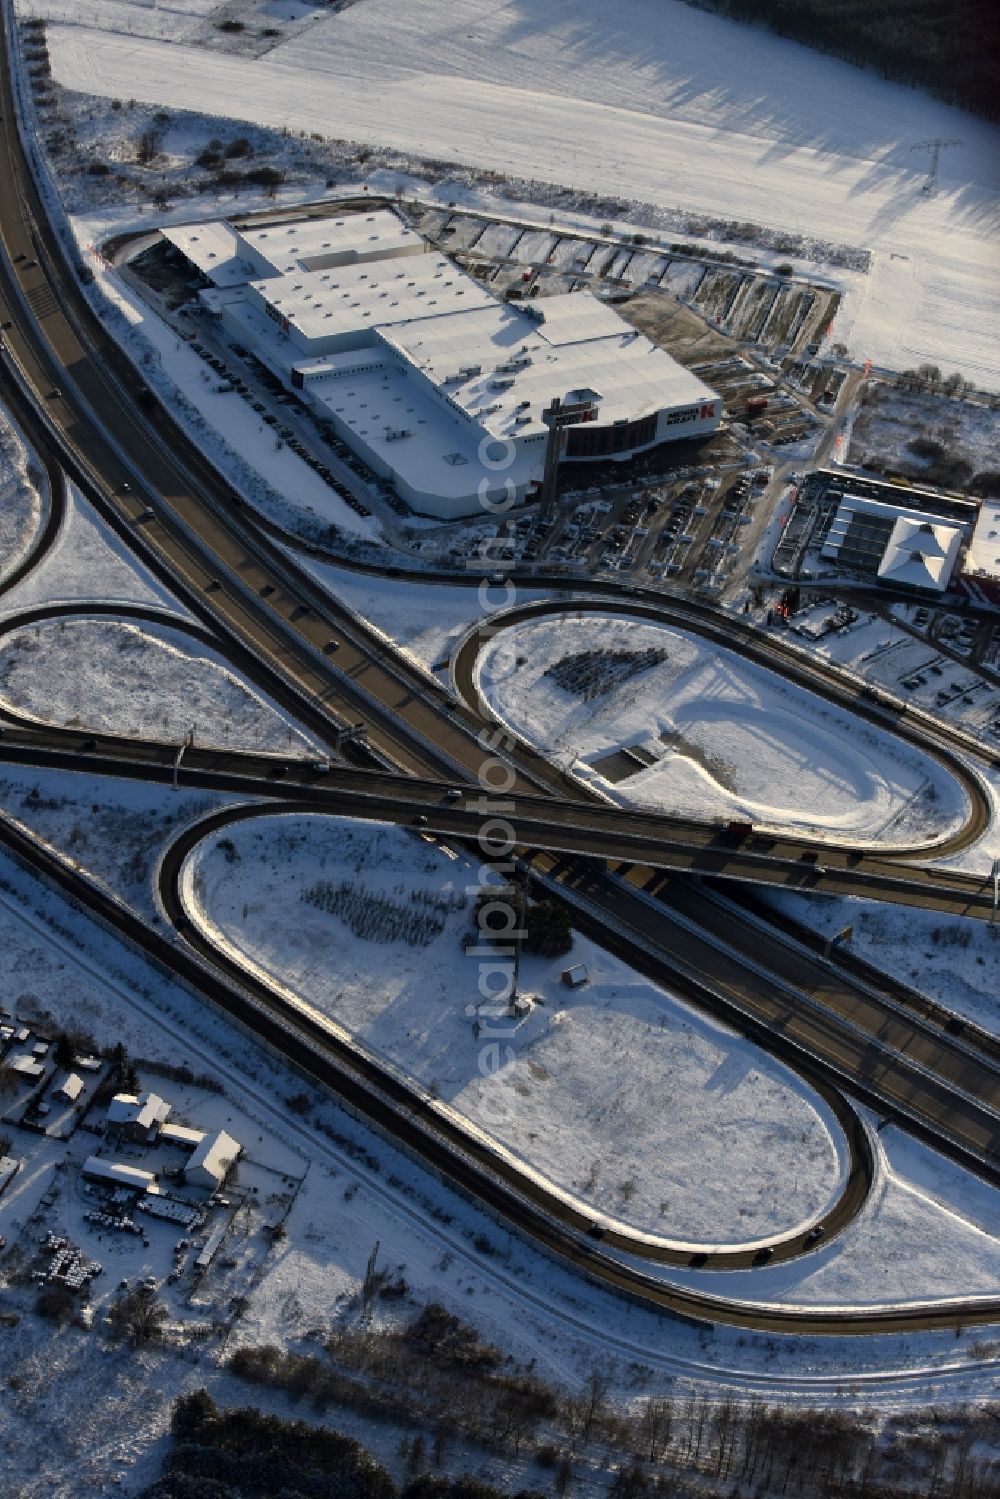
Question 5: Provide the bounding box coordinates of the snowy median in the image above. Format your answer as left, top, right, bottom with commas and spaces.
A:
180, 812, 850, 1249
474, 614, 969, 848
0, 407, 48, 589
0, 614, 319, 756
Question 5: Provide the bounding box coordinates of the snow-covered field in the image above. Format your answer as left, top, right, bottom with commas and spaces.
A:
475, 613, 968, 845
847, 382, 1000, 481
0, 478, 191, 620
669, 1115, 1000, 1310
0, 614, 317, 754
182, 811, 848, 1247
0, 404, 48, 587
3, 833, 999, 1499
37, 0, 1000, 387
0, 764, 237, 917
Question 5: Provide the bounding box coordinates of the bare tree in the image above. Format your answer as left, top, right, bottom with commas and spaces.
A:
107, 1285, 167, 1345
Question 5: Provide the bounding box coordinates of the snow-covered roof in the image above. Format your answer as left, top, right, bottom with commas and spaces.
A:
185, 1128, 240, 1187
106, 1091, 172, 1131
877, 515, 963, 591
82, 1156, 157, 1191
308, 362, 544, 501
237, 209, 423, 276
390, 297, 714, 441
160, 1122, 206, 1149
181, 212, 719, 514
822, 493, 968, 578
7, 1053, 43, 1078
55, 1072, 85, 1101
962, 496, 1000, 582
162, 221, 250, 288
251, 251, 493, 344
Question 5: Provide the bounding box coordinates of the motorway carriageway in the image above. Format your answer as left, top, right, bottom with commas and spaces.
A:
1, 240, 999, 1188
1, 8, 999, 1320
7, 794, 1000, 1335
1, 716, 998, 1187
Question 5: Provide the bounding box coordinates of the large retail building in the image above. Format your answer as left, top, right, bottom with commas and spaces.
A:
165, 210, 721, 518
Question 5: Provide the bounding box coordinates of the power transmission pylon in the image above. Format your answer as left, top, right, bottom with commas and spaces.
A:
911, 138, 962, 197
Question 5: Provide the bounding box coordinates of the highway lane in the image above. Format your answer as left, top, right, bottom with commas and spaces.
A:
1, 278, 1000, 1181
3, 91, 998, 894
2, 12, 1000, 1322
157, 799, 872, 1274
451, 596, 992, 863
0, 592, 998, 1172
0, 111, 545, 788
7, 802, 1000, 1334
0, 701, 998, 921
726, 877, 1000, 1069
0, 402, 64, 594
1, 83, 996, 858
528, 851, 1000, 1176
2, 716, 998, 1179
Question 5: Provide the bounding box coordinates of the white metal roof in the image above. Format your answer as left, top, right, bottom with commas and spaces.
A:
877, 516, 962, 591
311, 363, 543, 500
963, 496, 1000, 580
162, 222, 250, 287
388, 294, 715, 440
534, 294, 639, 346
253, 252, 493, 344
183, 213, 719, 511
822, 494, 968, 565
238, 209, 423, 276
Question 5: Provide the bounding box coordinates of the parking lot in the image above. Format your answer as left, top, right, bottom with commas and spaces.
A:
771, 594, 1000, 746
433, 462, 772, 596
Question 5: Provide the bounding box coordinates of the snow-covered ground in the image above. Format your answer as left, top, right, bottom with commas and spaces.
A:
0, 478, 191, 620
0, 403, 48, 587
658, 1115, 1000, 1310
475, 612, 969, 845
38, 0, 1000, 387
775, 606, 1000, 757
182, 811, 848, 1248
295, 554, 553, 676
0, 764, 239, 918
0, 614, 318, 755
760, 887, 1000, 1037
0, 818, 997, 1499
847, 381, 999, 481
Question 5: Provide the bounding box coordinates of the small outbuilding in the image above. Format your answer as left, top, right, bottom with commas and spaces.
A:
7, 1053, 44, 1079
82, 1157, 157, 1193
160, 1123, 206, 1151
54, 1072, 85, 1103
561, 964, 589, 989
184, 1129, 240, 1192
